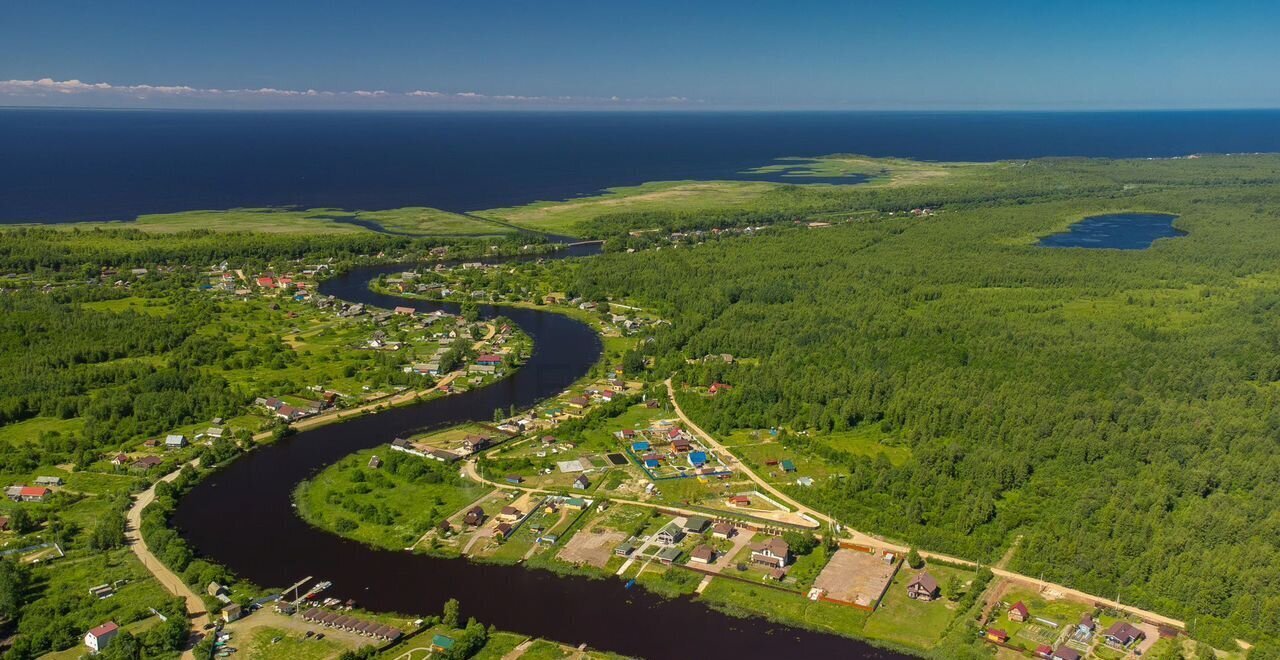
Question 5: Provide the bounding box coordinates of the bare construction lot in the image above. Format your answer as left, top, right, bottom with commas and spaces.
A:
813, 548, 899, 608
557, 529, 627, 568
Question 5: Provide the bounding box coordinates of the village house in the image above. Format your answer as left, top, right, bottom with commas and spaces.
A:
614, 538, 638, 557
711, 522, 735, 539
499, 506, 523, 521
431, 634, 455, 653
367, 455, 382, 469
221, 604, 242, 623
505, 475, 523, 485
671, 438, 692, 453
1051, 647, 1082, 660
84, 621, 119, 653
111, 454, 130, 467
463, 506, 486, 527
1103, 621, 1145, 647
690, 545, 716, 564
165, 434, 187, 449
728, 495, 751, 507
567, 396, 589, 409
1034, 645, 1053, 659
751, 537, 791, 568
7, 486, 50, 503
34, 476, 63, 487
1077, 613, 1096, 634
132, 456, 164, 470
462, 435, 491, 453
682, 515, 710, 534
393, 306, 416, 316
494, 522, 513, 539
656, 546, 682, 564
986, 628, 1009, 644
906, 572, 940, 601
655, 523, 684, 546
1009, 601, 1030, 622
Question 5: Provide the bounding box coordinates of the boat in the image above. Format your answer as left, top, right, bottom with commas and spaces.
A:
624, 579, 636, 589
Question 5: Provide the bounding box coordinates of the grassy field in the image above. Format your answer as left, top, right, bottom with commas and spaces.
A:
472, 180, 776, 236
294, 446, 490, 550
0, 416, 85, 445
244, 626, 343, 660
34, 206, 515, 237
860, 563, 973, 649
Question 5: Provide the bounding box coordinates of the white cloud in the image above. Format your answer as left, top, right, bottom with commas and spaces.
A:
0, 77, 699, 108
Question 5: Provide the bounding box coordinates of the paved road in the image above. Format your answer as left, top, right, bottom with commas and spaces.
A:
125, 460, 210, 658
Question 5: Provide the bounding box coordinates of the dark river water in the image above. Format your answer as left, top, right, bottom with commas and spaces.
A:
1038, 212, 1184, 249
171, 246, 908, 659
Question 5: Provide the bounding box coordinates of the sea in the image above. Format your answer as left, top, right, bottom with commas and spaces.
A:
3, 108, 1280, 223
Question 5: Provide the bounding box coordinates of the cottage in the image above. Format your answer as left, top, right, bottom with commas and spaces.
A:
11, 486, 50, 503
462, 435, 491, 453
505, 475, 524, 485
728, 495, 751, 507
671, 438, 692, 453
751, 537, 791, 568
132, 456, 164, 470
165, 434, 187, 449
567, 396, 589, 409
463, 506, 486, 527
630, 440, 650, 452
476, 354, 503, 366
654, 523, 684, 546
614, 538, 638, 556
111, 454, 130, 466
393, 306, 416, 316
708, 382, 730, 395
34, 476, 63, 487
906, 572, 940, 601
656, 546, 682, 564
711, 522, 735, 539
1078, 613, 1096, 633
682, 515, 710, 534
1009, 601, 1030, 622
207, 582, 229, 597
500, 506, 524, 522
573, 475, 590, 490
1104, 621, 1145, 647
494, 522, 514, 539
690, 545, 716, 564
222, 604, 242, 623
84, 621, 119, 653
437, 520, 452, 536
1052, 647, 1082, 660
687, 451, 708, 467
986, 629, 1009, 644
779, 459, 797, 472
1034, 645, 1053, 659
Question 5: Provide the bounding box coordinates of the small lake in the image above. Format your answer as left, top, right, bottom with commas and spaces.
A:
1038, 213, 1184, 250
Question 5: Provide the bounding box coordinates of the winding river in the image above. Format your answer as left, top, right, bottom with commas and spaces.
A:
172, 246, 907, 659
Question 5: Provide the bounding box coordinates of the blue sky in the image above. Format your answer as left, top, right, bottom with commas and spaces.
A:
2, 0, 1278, 110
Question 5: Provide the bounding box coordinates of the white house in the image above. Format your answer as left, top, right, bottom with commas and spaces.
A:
85, 621, 119, 653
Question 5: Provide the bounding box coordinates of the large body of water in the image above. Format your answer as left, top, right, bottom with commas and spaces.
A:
4, 109, 1280, 223
172, 250, 907, 660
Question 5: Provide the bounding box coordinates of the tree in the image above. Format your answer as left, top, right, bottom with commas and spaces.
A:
442, 597, 461, 627
0, 559, 29, 620
89, 509, 126, 550
907, 547, 924, 569
945, 575, 963, 602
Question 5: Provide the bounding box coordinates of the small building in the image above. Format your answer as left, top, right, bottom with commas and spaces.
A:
1052, 647, 1082, 660
463, 506, 486, 526
614, 538, 637, 556
986, 628, 1009, 644
367, 455, 382, 469
751, 537, 791, 568
221, 604, 242, 623
84, 621, 119, 653
567, 396, 589, 409
1078, 613, 1096, 633
644, 458, 661, 469
494, 522, 514, 539
779, 459, 797, 472
437, 520, 452, 536
690, 545, 716, 564
688, 451, 708, 467
671, 438, 692, 453
164, 434, 187, 449
573, 475, 590, 490
711, 522, 735, 539
1034, 645, 1053, 659
11, 486, 51, 503
132, 456, 164, 470
505, 475, 524, 485
682, 515, 710, 534
654, 523, 684, 546
561, 497, 586, 509
1104, 621, 1145, 647
476, 354, 503, 366
207, 582, 229, 597
393, 306, 416, 316
111, 454, 130, 467
906, 572, 940, 601
431, 634, 455, 653
499, 505, 523, 521
728, 495, 751, 507
656, 546, 682, 565
34, 476, 63, 487
1009, 601, 1030, 622
630, 440, 650, 452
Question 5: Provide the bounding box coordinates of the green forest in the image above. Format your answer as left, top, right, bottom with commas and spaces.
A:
536, 155, 1280, 647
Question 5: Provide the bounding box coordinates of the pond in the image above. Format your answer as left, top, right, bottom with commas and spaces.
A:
1038, 213, 1184, 249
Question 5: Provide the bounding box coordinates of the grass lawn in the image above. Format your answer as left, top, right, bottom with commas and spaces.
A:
806, 424, 911, 466
294, 446, 490, 550
860, 563, 973, 650
79, 296, 175, 315
244, 626, 342, 660
468, 631, 529, 660
0, 416, 85, 445
518, 640, 572, 660
698, 578, 870, 638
